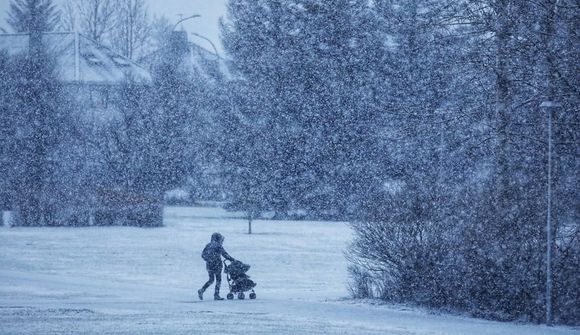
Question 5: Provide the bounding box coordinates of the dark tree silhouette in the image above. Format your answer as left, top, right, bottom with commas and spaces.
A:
7, 0, 61, 33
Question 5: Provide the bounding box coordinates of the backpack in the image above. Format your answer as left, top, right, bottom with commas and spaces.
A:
201, 244, 211, 261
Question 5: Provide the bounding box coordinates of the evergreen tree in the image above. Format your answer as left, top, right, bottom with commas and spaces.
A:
7, 0, 60, 33
98, 33, 194, 226
5, 0, 68, 226
0, 52, 16, 223
221, 0, 384, 219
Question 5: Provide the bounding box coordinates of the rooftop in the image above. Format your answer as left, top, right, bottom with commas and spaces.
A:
0, 32, 151, 84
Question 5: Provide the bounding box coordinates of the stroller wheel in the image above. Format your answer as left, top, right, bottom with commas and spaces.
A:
227, 293, 234, 300
237, 292, 245, 300
249, 292, 256, 300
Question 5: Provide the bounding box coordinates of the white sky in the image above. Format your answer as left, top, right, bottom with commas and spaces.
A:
0, 0, 228, 53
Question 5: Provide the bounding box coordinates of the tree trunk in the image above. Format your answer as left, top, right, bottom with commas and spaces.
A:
495, 0, 511, 198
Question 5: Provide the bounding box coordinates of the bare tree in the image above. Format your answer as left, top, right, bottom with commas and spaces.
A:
61, 0, 116, 44
111, 0, 151, 60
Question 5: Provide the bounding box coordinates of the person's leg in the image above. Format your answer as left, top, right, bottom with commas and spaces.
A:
214, 271, 222, 298
200, 271, 215, 293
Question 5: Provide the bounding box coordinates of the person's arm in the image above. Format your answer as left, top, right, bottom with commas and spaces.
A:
220, 247, 235, 262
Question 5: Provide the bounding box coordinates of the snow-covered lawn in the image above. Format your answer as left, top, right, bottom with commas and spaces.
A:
0, 207, 576, 335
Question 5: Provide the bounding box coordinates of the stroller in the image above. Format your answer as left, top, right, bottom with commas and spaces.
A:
224, 259, 257, 300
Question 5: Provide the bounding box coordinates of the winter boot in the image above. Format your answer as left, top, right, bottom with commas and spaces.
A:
197, 289, 203, 301
214, 295, 225, 301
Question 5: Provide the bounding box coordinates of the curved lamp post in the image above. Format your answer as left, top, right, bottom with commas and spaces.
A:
191, 32, 220, 59
172, 14, 201, 31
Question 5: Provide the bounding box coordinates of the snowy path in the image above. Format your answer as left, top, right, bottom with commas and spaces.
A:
0, 207, 577, 335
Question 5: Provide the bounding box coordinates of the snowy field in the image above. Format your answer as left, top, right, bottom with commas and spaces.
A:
0, 207, 577, 335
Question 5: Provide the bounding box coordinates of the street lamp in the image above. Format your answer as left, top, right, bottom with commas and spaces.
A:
191, 32, 220, 59
540, 100, 560, 326
172, 14, 201, 31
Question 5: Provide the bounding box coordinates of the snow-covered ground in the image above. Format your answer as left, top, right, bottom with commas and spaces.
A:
0, 207, 577, 335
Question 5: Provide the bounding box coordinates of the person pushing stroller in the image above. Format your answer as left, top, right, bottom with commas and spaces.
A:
198, 232, 235, 300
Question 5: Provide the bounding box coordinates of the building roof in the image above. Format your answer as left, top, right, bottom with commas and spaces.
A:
0, 32, 151, 84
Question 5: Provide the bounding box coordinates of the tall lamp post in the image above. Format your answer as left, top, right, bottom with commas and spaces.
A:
191, 32, 220, 59
540, 100, 560, 326
172, 14, 201, 31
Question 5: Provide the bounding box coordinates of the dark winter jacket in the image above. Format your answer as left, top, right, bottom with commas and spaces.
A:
202, 233, 234, 271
